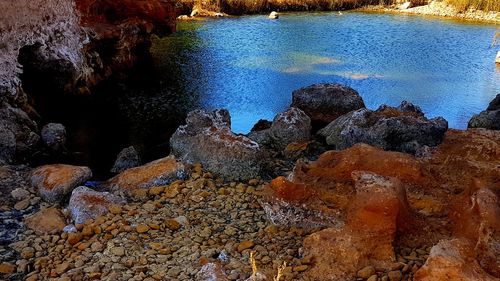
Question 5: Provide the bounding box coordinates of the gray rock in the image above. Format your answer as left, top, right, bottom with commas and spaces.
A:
0, 103, 39, 164
318, 101, 448, 154
468, 94, 500, 130
68, 186, 125, 224
10, 188, 30, 200
291, 83, 365, 124
111, 146, 141, 173
41, 123, 66, 153
269, 107, 311, 150
170, 109, 264, 181
31, 164, 92, 203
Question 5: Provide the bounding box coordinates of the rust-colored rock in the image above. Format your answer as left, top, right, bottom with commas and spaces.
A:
24, 207, 66, 234
68, 186, 125, 224
31, 164, 92, 203
106, 155, 188, 196
303, 172, 409, 280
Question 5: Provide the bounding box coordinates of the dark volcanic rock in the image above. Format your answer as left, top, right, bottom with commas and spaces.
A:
111, 146, 141, 174
291, 83, 365, 124
468, 94, 500, 130
318, 101, 448, 154
41, 123, 66, 153
269, 107, 312, 150
170, 109, 264, 181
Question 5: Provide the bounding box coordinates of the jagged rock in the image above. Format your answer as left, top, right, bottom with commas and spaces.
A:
196, 262, 228, 281
31, 164, 92, 203
247, 119, 272, 145
269, 107, 311, 150
24, 207, 66, 234
468, 94, 500, 130
318, 101, 448, 154
107, 155, 187, 195
291, 83, 365, 124
170, 109, 264, 180
0, 103, 39, 164
262, 143, 424, 228
414, 239, 498, 281
302, 172, 409, 280
41, 123, 66, 153
111, 146, 141, 174
68, 186, 125, 224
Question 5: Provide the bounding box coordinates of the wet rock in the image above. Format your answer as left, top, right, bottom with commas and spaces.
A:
303, 172, 410, 280
291, 83, 365, 124
41, 123, 66, 153
31, 164, 92, 203
468, 94, 500, 130
68, 186, 125, 224
111, 146, 141, 174
318, 101, 448, 154
269, 107, 312, 150
170, 109, 264, 180
0, 103, 39, 164
262, 144, 423, 228
414, 239, 497, 281
24, 207, 66, 234
107, 155, 187, 196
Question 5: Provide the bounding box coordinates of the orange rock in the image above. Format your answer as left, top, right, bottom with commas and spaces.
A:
24, 207, 66, 234
0, 262, 15, 274
303, 172, 409, 280
106, 156, 187, 195
67, 233, 83, 245
31, 164, 92, 203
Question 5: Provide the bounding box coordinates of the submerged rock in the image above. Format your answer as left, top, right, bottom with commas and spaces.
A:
170, 109, 264, 180
318, 101, 448, 154
291, 83, 365, 124
31, 164, 92, 203
68, 186, 125, 224
111, 146, 141, 174
468, 94, 500, 130
24, 207, 66, 234
41, 123, 66, 153
268, 11, 279, 19
303, 172, 409, 281
269, 107, 312, 150
107, 155, 187, 196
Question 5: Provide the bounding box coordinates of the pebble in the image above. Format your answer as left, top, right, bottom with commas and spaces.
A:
14, 198, 30, 210
136, 224, 150, 233
237, 240, 255, 252
388, 270, 403, 281
0, 262, 16, 274
358, 266, 376, 278
110, 247, 126, 256
11, 188, 31, 200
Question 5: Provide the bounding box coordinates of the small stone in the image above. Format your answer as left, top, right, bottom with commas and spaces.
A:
21, 247, 35, 259
387, 270, 402, 281
11, 188, 30, 200
367, 275, 378, 281
111, 247, 125, 256
149, 186, 165, 195
293, 265, 308, 272
358, 266, 376, 279
136, 224, 150, 233
165, 219, 181, 231
91, 241, 103, 252
67, 233, 82, 245
108, 204, 122, 214
0, 262, 16, 274
55, 262, 70, 274
14, 198, 31, 210
237, 240, 255, 252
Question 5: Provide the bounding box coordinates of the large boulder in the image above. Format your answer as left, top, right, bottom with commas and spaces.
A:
318, 101, 448, 154
468, 94, 500, 130
68, 186, 126, 224
302, 172, 410, 280
107, 155, 187, 196
111, 146, 141, 174
291, 83, 365, 124
24, 207, 66, 234
31, 164, 92, 203
269, 107, 311, 150
170, 109, 264, 180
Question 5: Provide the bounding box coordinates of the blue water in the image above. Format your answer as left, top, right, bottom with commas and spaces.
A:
154, 12, 500, 133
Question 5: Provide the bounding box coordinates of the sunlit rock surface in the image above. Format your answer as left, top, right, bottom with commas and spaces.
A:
30, 164, 92, 203
68, 186, 125, 224
318, 101, 448, 154
269, 107, 312, 150
107, 155, 187, 196
291, 83, 365, 125
468, 94, 500, 130
171, 109, 264, 181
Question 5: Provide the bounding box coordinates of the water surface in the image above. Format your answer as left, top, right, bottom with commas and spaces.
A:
154, 12, 500, 133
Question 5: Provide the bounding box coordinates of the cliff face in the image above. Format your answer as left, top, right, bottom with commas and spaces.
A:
0, 0, 177, 165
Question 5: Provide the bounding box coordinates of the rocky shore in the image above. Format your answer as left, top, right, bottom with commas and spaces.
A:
1, 84, 499, 281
